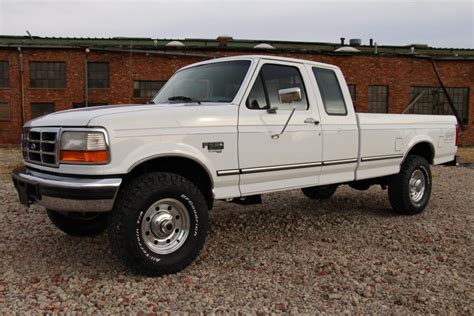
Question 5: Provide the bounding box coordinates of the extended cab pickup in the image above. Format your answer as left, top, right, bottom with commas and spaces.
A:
12, 56, 458, 276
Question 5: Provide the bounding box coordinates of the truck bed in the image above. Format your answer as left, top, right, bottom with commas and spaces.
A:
355, 113, 457, 180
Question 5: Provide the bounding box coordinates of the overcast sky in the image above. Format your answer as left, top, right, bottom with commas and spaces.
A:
0, 0, 472, 48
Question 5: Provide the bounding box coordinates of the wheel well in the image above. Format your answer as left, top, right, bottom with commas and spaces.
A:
406, 142, 434, 164
124, 156, 214, 209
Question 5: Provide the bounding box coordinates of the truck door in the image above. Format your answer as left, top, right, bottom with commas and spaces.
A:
307, 65, 359, 184
237, 60, 323, 195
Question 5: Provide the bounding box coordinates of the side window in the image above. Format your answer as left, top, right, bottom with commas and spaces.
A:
246, 74, 268, 109
246, 64, 308, 110
312, 67, 347, 115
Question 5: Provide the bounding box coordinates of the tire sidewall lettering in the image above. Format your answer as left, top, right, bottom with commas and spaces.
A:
180, 193, 199, 237
136, 208, 161, 262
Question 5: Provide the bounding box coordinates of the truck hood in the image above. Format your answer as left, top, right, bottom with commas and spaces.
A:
26, 103, 198, 127
26, 103, 238, 135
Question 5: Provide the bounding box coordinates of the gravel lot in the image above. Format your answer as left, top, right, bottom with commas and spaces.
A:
1, 148, 473, 314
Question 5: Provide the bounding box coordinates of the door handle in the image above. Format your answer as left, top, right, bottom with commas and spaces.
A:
304, 117, 320, 125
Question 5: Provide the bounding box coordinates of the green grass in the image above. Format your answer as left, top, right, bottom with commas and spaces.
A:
458, 147, 474, 164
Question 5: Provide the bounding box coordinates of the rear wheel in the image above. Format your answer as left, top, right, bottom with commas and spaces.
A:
388, 155, 432, 215
108, 172, 208, 276
46, 210, 108, 236
301, 184, 338, 200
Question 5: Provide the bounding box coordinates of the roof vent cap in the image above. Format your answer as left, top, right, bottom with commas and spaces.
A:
253, 43, 275, 50
335, 46, 361, 53
166, 40, 185, 47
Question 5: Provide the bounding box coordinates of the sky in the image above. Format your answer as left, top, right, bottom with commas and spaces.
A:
0, 0, 473, 48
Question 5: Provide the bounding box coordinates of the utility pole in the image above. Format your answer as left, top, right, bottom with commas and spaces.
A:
85, 48, 90, 107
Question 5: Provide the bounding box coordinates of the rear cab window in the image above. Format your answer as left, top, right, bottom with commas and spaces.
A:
312, 67, 347, 115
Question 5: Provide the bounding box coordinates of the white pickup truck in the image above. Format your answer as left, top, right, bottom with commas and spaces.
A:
12, 55, 458, 276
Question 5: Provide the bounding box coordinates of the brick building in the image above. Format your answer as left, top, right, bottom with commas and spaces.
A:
0, 35, 473, 144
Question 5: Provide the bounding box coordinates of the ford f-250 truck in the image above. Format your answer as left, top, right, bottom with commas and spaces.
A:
12, 56, 458, 276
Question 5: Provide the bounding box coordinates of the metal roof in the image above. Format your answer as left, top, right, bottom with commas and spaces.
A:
0, 35, 473, 59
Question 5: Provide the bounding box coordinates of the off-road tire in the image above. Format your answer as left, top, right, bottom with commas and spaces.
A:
108, 172, 208, 276
301, 184, 338, 200
388, 155, 432, 215
46, 210, 108, 236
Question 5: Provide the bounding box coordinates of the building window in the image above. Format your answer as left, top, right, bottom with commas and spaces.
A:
30, 62, 66, 88
348, 84, 356, 102
31, 103, 55, 119
73, 102, 107, 108
0, 61, 9, 88
368, 85, 388, 113
0, 103, 10, 121
410, 86, 469, 124
88, 62, 109, 88
133, 80, 166, 98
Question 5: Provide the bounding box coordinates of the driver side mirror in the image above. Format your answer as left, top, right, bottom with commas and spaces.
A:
278, 87, 302, 104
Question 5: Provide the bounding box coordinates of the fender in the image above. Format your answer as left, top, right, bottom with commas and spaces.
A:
402, 134, 435, 165
120, 142, 216, 184
127, 149, 215, 187
115, 141, 241, 199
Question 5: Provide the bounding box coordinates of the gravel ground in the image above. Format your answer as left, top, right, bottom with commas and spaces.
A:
0, 148, 473, 314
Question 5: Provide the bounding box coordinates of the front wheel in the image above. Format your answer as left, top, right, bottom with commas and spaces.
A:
46, 210, 108, 236
388, 155, 432, 215
108, 172, 209, 276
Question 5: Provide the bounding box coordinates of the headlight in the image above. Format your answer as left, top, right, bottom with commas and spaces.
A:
60, 131, 109, 164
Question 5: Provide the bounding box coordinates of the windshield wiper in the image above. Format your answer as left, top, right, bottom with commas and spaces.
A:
168, 96, 201, 104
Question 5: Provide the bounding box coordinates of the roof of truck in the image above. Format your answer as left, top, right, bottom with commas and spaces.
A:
180, 55, 338, 71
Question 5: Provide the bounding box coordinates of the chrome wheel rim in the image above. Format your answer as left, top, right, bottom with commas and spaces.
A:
141, 198, 190, 255
409, 169, 426, 203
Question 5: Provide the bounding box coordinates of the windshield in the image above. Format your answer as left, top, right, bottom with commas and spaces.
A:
153, 60, 251, 104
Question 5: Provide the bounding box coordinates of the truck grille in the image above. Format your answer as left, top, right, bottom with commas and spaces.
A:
22, 128, 60, 167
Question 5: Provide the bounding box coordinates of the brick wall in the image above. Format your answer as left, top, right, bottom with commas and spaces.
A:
0, 47, 473, 144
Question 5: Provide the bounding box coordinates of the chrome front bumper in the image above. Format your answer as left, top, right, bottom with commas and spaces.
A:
11, 167, 122, 212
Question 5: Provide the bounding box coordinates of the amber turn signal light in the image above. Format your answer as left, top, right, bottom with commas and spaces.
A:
60, 150, 109, 163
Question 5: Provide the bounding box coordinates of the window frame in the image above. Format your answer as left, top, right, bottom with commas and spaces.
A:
30, 103, 55, 119
0, 61, 9, 88
0, 102, 10, 121
410, 86, 470, 124
368, 85, 389, 113
87, 62, 110, 89
133, 80, 167, 99
29, 62, 67, 89
246, 63, 309, 111
312, 67, 348, 116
